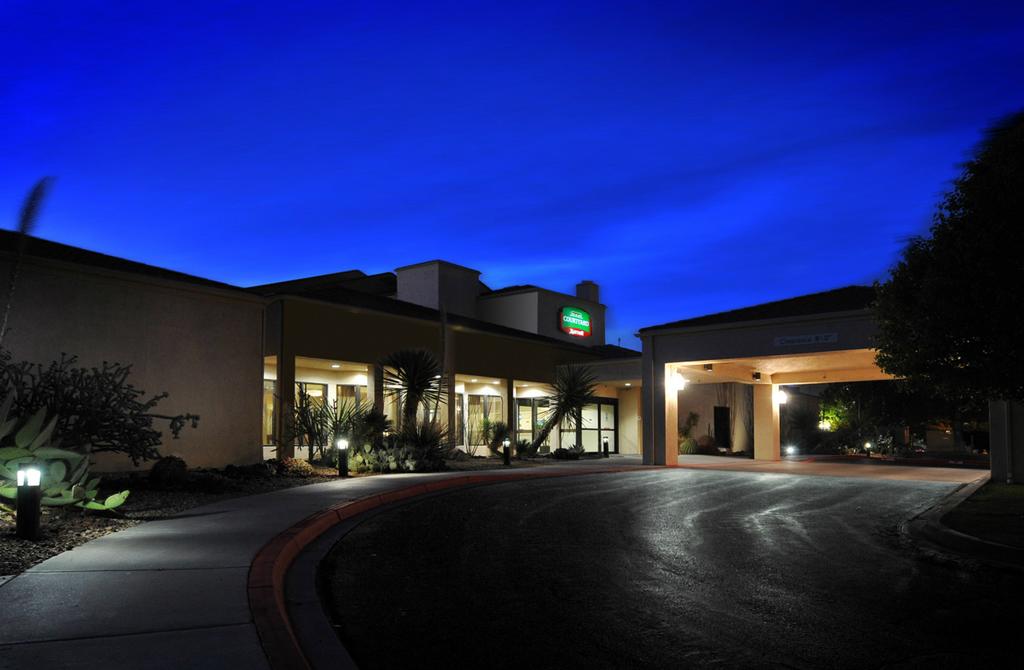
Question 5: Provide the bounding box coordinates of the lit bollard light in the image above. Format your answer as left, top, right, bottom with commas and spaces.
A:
602, 435, 610, 458
336, 438, 349, 478
16, 466, 42, 541
503, 438, 511, 466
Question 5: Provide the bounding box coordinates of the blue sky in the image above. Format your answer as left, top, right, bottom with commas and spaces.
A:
3, 1, 1023, 347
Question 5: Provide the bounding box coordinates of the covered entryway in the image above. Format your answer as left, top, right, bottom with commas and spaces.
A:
639, 287, 892, 464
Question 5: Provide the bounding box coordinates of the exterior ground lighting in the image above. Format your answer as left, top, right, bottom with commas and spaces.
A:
818, 419, 832, 431
336, 438, 349, 478
602, 435, 610, 458
864, 442, 872, 450
502, 438, 511, 466
785, 445, 797, 456
16, 466, 42, 541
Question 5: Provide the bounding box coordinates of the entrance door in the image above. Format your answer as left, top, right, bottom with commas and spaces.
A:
559, 397, 618, 453
714, 406, 731, 449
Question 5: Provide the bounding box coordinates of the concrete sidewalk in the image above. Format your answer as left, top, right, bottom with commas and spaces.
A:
0, 459, 642, 670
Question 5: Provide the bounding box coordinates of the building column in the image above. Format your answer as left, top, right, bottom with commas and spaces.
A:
372, 364, 384, 415
753, 384, 781, 461
446, 371, 457, 450
276, 351, 296, 460
990, 400, 1024, 484
642, 343, 673, 465
505, 378, 516, 447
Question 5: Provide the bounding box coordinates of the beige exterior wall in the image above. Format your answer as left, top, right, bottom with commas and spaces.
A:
1, 255, 265, 471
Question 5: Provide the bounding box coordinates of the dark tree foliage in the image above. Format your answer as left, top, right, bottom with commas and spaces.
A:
874, 110, 1024, 406
0, 351, 199, 465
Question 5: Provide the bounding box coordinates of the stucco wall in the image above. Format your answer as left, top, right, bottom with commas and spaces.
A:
1, 255, 265, 471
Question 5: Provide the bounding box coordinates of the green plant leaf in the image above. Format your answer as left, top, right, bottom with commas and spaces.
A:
14, 408, 47, 449
0, 486, 16, 499
79, 500, 109, 510
43, 483, 68, 497
44, 495, 82, 506
0, 447, 31, 460
0, 464, 17, 481
0, 393, 13, 426
28, 416, 59, 451
104, 490, 130, 509
68, 457, 90, 485
32, 448, 81, 465
48, 460, 67, 483
0, 417, 17, 441
85, 477, 101, 492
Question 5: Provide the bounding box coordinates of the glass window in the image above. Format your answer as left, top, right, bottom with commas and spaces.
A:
517, 399, 533, 433
581, 403, 599, 430
600, 403, 616, 430
467, 395, 503, 447
263, 380, 276, 445
337, 384, 368, 406
456, 393, 465, 446
296, 382, 327, 406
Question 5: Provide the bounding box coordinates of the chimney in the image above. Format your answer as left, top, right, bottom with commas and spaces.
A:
575, 280, 599, 303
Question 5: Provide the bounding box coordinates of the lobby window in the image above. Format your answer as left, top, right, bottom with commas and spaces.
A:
337, 383, 369, 406
263, 380, 276, 445
467, 394, 502, 448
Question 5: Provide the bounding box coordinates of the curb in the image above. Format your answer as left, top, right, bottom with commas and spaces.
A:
902, 474, 1024, 571
247, 466, 650, 670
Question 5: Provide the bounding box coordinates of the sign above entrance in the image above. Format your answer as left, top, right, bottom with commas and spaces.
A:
560, 307, 592, 338
773, 333, 838, 347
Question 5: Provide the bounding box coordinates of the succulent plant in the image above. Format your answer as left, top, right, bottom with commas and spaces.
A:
0, 393, 128, 511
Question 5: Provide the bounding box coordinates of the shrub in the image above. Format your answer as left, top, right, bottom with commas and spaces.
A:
487, 421, 511, 457
0, 351, 199, 465
516, 438, 539, 459
678, 437, 698, 455
279, 457, 315, 477
149, 456, 188, 488
552, 447, 580, 460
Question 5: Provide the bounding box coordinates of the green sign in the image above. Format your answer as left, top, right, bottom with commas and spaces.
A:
560, 307, 592, 338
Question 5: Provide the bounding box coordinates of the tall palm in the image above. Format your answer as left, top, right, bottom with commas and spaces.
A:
381, 349, 447, 428
531, 364, 598, 452
1, 178, 54, 348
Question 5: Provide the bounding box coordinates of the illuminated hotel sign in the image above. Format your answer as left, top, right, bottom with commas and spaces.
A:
560, 307, 592, 338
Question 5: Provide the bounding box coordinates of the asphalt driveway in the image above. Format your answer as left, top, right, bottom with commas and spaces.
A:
321, 469, 1023, 669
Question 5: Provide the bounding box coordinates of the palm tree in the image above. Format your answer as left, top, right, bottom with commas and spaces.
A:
1, 178, 54, 348
530, 364, 598, 453
381, 349, 447, 428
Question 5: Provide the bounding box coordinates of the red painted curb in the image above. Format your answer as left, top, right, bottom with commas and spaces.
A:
247, 465, 652, 669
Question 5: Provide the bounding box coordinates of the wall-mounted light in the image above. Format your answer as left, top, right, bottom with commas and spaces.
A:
775, 389, 788, 404
667, 371, 687, 392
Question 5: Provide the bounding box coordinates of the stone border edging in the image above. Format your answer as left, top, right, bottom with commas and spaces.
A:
903, 474, 1024, 571
247, 467, 650, 670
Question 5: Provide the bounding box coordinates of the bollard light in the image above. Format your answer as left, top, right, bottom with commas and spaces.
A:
16, 466, 42, 541
17, 467, 41, 487
336, 438, 349, 478
602, 435, 610, 458
502, 438, 511, 466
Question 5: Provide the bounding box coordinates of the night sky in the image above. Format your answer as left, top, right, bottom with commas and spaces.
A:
4, 1, 1024, 348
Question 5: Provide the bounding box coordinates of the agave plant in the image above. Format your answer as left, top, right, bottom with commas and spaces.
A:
0, 393, 128, 512
381, 349, 448, 428
529, 365, 598, 454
